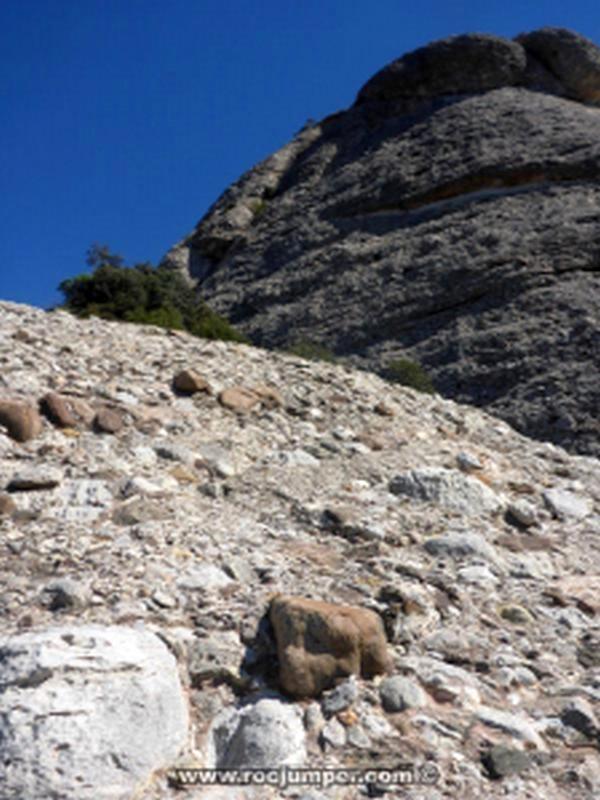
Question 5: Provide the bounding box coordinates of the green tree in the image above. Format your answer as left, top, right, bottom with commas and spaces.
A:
59, 248, 248, 343
385, 358, 436, 394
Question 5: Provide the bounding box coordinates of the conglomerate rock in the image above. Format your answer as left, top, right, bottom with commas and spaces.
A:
163, 26, 600, 458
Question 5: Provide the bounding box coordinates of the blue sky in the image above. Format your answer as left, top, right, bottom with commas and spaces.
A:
2, 0, 599, 309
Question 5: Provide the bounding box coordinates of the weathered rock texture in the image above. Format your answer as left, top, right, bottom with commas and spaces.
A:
269, 595, 390, 697
163, 27, 600, 458
0, 625, 189, 800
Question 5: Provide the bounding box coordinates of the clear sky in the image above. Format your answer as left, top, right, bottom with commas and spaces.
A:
2, 0, 599, 309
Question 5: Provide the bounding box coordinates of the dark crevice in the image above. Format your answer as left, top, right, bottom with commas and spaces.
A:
328, 165, 600, 222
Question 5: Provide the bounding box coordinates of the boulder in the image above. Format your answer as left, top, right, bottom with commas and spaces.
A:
269, 595, 390, 698
357, 33, 527, 103
218, 386, 261, 413
0, 399, 43, 442
93, 407, 124, 434
517, 27, 600, 103
207, 697, 306, 769
389, 467, 502, 515
39, 392, 79, 428
0, 625, 189, 800
172, 369, 212, 395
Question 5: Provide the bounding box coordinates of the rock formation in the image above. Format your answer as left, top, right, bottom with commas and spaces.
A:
163, 27, 600, 458
0, 300, 599, 798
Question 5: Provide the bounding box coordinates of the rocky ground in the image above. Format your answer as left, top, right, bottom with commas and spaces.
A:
0, 300, 599, 799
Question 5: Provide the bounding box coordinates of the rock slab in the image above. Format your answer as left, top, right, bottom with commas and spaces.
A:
0, 625, 189, 800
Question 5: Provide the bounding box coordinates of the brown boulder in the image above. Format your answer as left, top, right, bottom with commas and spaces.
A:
172, 369, 212, 395
218, 386, 261, 413
94, 407, 124, 434
0, 493, 16, 516
0, 400, 43, 442
39, 392, 78, 428
252, 384, 284, 409
269, 595, 390, 698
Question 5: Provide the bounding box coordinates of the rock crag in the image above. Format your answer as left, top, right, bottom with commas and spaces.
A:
163, 27, 600, 458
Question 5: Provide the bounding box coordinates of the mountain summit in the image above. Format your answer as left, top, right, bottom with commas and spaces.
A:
163, 27, 600, 457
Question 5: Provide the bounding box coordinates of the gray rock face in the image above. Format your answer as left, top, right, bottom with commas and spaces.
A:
163, 26, 600, 457
0, 625, 189, 800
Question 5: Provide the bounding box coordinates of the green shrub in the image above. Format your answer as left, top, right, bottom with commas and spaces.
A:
385, 358, 436, 394
286, 340, 337, 363
58, 246, 248, 344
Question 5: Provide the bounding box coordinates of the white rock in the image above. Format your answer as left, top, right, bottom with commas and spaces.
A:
476, 705, 546, 749
543, 488, 592, 520
52, 480, 114, 522
207, 698, 306, 768
177, 564, 233, 591
390, 468, 503, 516
0, 625, 189, 800
423, 531, 497, 562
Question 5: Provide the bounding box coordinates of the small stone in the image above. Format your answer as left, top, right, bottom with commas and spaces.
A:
218, 386, 261, 413
122, 477, 164, 498
476, 706, 545, 748
0, 399, 43, 442
561, 698, 599, 739
543, 488, 592, 520
39, 579, 86, 612
346, 725, 370, 748
0, 493, 17, 516
456, 451, 483, 472
7, 467, 62, 492
320, 717, 347, 749
172, 369, 212, 395
177, 565, 233, 592
380, 675, 427, 712
390, 467, 502, 515
39, 392, 78, 428
94, 407, 124, 434
482, 746, 531, 780
208, 698, 306, 768
507, 499, 538, 527
188, 631, 244, 686
151, 590, 177, 609
321, 677, 359, 716
498, 605, 534, 625
545, 576, 600, 615
304, 703, 325, 732
252, 384, 284, 409
374, 401, 395, 416
423, 531, 497, 561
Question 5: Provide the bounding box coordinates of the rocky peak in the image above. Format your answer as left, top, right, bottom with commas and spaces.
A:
355, 28, 600, 106
163, 27, 600, 459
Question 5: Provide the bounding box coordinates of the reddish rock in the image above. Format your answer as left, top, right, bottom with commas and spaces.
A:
218, 386, 261, 413
69, 398, 96, 427
545, 576, 600, 615
172, 369, 212, 395
94, 407, 124, 434
0, 493, 16, 516
252, 384, 284, 409
40, 392, 78, 428
270, 595, 390, 698
0, 400, 43, 442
